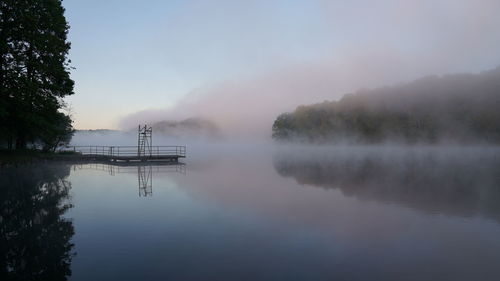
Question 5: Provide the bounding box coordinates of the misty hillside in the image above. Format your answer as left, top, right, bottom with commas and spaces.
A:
152, 118, 220, 138
272, 67, 500, 143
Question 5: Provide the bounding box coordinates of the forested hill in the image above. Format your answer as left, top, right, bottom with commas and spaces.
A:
272, 67, 500, 144
152, 118, 220, 138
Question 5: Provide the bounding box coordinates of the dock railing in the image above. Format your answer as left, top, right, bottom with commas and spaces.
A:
61, 145, 186, 158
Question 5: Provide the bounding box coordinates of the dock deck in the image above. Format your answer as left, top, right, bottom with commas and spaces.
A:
61, 146, 186, 162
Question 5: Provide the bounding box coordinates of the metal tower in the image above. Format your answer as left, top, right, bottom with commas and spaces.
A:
137, 125, 152, 157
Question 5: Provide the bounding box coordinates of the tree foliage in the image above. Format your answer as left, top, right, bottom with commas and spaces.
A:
272, 67, 500, 144
0, 0, 74, 150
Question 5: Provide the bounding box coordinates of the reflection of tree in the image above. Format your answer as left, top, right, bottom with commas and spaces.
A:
274, 149, 500, 221
0, 164, 75, 281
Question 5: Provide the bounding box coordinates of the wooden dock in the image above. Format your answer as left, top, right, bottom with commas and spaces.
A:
61, 146, 186, 163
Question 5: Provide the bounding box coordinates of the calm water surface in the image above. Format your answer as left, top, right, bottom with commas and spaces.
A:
1, 145, 500, 281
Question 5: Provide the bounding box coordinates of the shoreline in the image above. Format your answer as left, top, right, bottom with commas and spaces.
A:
0, 150, 82, 167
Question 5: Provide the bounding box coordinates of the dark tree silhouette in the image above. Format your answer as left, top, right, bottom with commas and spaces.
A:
0, 164, 75, 281
0, 0, 74, 150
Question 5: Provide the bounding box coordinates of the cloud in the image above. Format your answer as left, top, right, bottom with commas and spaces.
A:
119, 0, 500, 139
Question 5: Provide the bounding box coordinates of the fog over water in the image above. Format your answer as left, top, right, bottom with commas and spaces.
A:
4, 142, 500, 280
56, 106, 500, 281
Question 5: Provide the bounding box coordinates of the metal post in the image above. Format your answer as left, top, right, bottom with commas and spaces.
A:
138, 125, 141, 157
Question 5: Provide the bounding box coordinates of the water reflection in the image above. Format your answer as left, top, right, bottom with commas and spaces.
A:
274, 147, 500, 221
0, 164, 75, 281
6, 148, 496, 281
138, 165, 152, 197
72, 162, 186, 197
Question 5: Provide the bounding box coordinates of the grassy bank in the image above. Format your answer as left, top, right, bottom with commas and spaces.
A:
0, 149, 80, 166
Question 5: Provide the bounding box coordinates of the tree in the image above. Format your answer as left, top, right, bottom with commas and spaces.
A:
38, 111, 74, 152
272, 113, 295, 141
0, 0, 74, 150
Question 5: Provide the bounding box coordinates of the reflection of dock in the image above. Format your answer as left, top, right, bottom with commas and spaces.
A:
75, 162, 186, 175
74, 162, 186, 197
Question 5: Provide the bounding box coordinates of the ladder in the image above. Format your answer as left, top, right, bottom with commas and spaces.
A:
137, 125, 152, 157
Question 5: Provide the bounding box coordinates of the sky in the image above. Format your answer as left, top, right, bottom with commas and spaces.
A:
63, 0, 500, 136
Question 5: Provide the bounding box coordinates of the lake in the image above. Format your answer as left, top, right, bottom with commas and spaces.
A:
1, 145, 500, 281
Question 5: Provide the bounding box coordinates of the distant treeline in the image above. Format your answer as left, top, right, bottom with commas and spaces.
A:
272, 67, 500, 143
152, 118, 220, 138
0, 0, 74, 151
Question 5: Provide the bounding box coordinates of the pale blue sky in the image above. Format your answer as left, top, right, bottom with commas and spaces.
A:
63, 0, 500, 130
65, 0, 332, 128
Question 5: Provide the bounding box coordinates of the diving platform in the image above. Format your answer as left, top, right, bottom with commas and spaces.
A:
60, 125, 186, 163
61, 145, 186, 162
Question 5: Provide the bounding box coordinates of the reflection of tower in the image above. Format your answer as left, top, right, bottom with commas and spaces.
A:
138, 125, 152, 157
75, 162, 186, 198
176, 163, 186, 175
138, 165, 153, 197
108, 164, 115, 176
